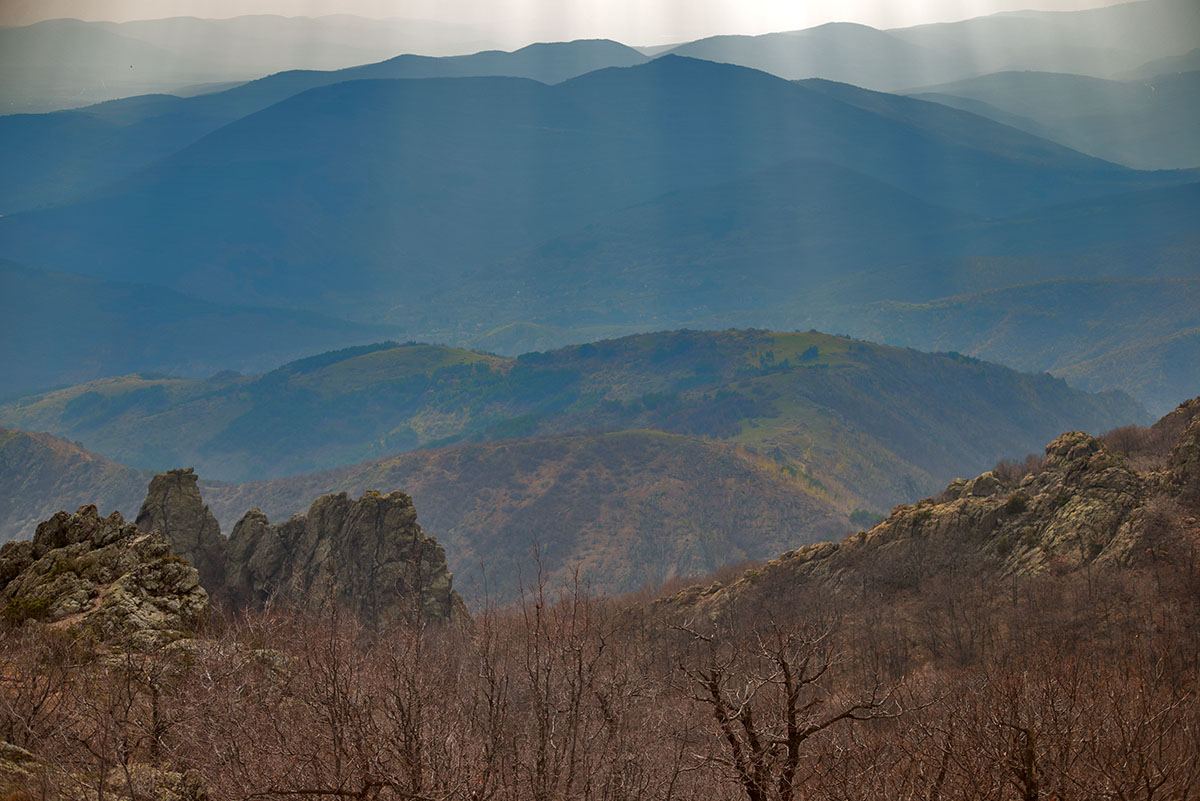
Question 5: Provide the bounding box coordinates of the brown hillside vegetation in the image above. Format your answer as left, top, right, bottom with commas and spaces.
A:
203, 430, 850, 598
0, 401, 1197, 799
0, 428, 146, 543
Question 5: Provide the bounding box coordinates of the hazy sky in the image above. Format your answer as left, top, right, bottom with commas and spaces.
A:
0, 0, 1136, 43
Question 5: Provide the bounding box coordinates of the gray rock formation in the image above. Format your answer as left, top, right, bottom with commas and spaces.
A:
224, 489, 462, 625
136, 468, 226, 593
0, 505, 208, 642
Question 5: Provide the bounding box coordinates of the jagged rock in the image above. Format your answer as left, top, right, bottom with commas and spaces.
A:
0, 506, 208, 642
136, 469, 226, 592
225, 490, 463, 625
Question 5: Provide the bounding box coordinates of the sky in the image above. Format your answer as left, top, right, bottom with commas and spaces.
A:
0, 0, 1136, 43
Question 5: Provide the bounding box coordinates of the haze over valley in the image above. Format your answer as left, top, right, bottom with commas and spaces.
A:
1, 3, 1199, 795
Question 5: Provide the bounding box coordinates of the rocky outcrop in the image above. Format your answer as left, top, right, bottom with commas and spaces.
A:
666, 399, 1200, 616
123, 469, 464, 624
136, 468, 226, 593
225, 490, 462, 625
1169, 418, 1200, 507
0, 505, 208, 642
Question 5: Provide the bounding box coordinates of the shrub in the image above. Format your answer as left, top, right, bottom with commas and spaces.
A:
994, 453, 1046, 485
1003, 492, 1028, 515
2, 596, 52, 625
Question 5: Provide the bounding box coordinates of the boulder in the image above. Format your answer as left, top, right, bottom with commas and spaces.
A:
0, 505, 208, 642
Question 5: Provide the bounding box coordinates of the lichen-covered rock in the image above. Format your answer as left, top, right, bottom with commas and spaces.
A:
107, 764, 209, 801
0, 742, 207, 800
225, 490, 463, 625
136, 469, 226, 593
0, 505, 208, 642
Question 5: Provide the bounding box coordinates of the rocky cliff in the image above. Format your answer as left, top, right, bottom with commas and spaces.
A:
2, 466, 462, 631
136, 468, 226, 594
666, 398, 1200, 615
225, 490, 462, 625
0, 505, 208, 642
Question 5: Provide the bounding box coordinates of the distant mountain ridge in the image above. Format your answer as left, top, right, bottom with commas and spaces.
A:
791, 277, 1200, 417
0, 14, 503, 113
2, 56, 1188, 328
0, 38, 647, 213
909, 69, 1200, 169
665, 0, 1200, 90
0, 261, 396, 399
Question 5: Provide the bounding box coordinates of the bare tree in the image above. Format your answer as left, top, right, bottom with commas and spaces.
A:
677, 622, 900, 801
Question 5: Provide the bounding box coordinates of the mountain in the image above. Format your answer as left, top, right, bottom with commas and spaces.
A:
663, 0, 1200, 90
0, 14, 502, 114
790, 278, 1200, 417
442, 158, 1200, 340
0, 329, 1147, 511
1128, 46, 1200, 78
0, 19, 199, 114
0, 423, 848, 596
0, 38, 646, 214
0, 427, 147, 544
909, 70, 1200, 169
0, 261, 396, 398
889, 0, 1200, 81
664, 23, 964, 90
2, 412, 1196, 801
0, 57, 1185, 325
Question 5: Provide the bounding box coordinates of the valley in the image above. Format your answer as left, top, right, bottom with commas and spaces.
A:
1, 2, 1199, 797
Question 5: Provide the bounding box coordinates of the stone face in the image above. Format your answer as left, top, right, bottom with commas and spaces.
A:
225, 490, 463, 625
0, 505, 208, 642
136, 468, 226, 593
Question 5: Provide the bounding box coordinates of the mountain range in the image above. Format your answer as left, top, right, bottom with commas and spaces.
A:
0, 261, 391, 399
908, 69, 1200, 169
669, 0, 1200, 89
1, 0, 1196, 422
0, 15, 503, 113
2, 56, 1191, 321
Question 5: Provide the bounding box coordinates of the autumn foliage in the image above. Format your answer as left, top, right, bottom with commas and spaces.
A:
0, 544, 1197, 801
